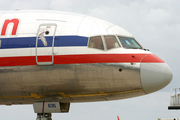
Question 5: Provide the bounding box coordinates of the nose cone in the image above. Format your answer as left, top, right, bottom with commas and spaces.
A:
140, 55, 173, 94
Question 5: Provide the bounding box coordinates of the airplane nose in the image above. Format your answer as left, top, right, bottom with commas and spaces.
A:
140, 54, 173, 94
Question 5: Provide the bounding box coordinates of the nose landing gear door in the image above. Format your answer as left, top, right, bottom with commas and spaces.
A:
36, 24, 57, 65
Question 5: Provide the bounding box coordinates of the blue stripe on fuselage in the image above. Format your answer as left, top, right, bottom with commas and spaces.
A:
0, 36, 88, 49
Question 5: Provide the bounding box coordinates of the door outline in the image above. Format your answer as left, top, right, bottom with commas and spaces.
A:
36, 23, 57, 65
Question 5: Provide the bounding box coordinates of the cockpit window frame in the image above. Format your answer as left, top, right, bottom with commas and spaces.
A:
87, 35, 106, 51
87, 34, 144, 50
117, 35, 144, 49
103, 35, 121, 50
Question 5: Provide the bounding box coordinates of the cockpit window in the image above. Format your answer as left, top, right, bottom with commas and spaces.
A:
104, 35, 120, 50
118, 36, 142, 49
88, 36, 104, 50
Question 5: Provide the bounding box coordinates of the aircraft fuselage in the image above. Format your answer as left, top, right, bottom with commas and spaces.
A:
0, 10, 172, 105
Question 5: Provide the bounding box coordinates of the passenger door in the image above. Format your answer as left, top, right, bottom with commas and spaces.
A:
36, 24, 57, 65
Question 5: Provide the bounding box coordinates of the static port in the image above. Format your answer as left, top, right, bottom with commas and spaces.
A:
119, 68, 122, 72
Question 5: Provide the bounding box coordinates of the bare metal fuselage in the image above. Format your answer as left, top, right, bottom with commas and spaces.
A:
0, 63, 143, 104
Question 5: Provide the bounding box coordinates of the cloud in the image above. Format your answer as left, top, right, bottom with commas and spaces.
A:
49, 0, 73, 11
144, 9, 171, 24
0, 0, 52, 10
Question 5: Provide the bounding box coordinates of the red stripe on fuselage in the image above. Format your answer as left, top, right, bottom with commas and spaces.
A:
0, 54, 164, 67
141, 54, 165, 63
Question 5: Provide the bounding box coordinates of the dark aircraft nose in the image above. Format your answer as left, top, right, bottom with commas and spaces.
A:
140, 54, 173, 94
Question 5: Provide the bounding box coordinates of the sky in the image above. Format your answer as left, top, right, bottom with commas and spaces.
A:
0, 0, 180, 120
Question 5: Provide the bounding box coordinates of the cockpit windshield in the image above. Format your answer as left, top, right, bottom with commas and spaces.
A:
88, 35, 143, 50
118, 36, 142, 49
104, 35, 120, 50
88, 36, 104, 50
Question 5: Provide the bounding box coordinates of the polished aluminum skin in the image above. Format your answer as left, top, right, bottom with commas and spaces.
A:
0, 63, 144, 104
